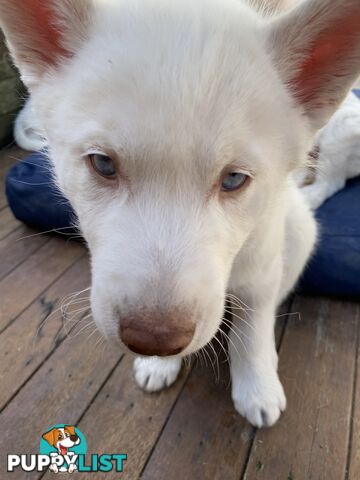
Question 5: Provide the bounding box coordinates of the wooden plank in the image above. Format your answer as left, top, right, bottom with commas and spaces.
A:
0, 225, 49, 281
141, 305, 290, 480
0, 206, 21, 239
244, 297, 358, 480
141, 359, 252, 480
42, 354, 191, 480
0, 145, 27, 209
0, 324, 122, 479
347, 302, 360, 480
0, 256, 91, 411
0, 237, 85, 332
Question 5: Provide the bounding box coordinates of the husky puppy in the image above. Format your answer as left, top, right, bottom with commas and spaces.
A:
1, 0, 359, 427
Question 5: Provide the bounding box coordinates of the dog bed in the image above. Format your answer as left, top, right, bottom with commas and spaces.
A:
299, 174, 360, 297
5, 153, 360, 298
6, 152, 76, 234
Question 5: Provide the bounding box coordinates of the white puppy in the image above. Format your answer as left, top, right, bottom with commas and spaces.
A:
1, 0, 360, 428
300, 91, 360, 209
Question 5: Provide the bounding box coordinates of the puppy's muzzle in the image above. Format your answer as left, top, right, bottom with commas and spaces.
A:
119, 311, 195, 357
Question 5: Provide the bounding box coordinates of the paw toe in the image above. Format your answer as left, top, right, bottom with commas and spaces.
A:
134, 357, 182, 392
232, 371, 286, 428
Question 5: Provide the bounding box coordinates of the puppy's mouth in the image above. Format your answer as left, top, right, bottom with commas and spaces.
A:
60, 445, 68, 456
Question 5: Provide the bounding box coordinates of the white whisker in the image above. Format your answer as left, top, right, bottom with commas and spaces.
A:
222, 317, 251, 342
212, 334, 230, 365
220, 325, 247, 358
224, 308, 255, 332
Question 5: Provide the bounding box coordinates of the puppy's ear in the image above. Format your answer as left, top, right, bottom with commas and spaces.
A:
65, 425, 76, 436
42, 428, 57, 446
269, 0, 360, 131
0, 0, 93, 89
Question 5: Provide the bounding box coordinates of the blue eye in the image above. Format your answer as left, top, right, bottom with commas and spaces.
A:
89, 154, 116, 179
221, 172, 248, 192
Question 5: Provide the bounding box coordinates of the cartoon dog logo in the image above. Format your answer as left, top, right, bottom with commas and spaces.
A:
42, 425, 80, 474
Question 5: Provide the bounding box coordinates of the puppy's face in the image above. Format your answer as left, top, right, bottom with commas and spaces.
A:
1, 0, 360, 357
40, 3, 304, 356
42, 426, 80, 455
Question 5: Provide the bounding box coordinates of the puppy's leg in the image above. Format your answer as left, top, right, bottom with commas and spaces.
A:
229, 261, 286, 428
280, 188, 318, 302
301, 176, 346, 210
134, 356, 182, 392
229, 305, 286, 427
229, 198, 316, 428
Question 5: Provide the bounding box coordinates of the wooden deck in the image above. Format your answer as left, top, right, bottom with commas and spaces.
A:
0, 145, 359, 480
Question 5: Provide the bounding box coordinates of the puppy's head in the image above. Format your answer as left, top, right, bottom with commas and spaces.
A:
42, 426, 80, 454
1, 0, 360, 356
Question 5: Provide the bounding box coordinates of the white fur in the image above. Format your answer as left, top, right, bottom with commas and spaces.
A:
1, 0, 360, 428
15, 91, 359, 208
14, 98, 47, 151
300, 92, 360, 209
134, 356, 182, 392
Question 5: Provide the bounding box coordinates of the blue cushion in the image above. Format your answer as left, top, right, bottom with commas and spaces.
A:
299, 175, 360, 297
5, 151, 76, 234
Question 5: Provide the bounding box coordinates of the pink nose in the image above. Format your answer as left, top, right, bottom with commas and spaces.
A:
119, 312, 195, 356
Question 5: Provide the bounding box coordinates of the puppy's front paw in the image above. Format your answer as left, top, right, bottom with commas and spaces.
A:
232, 367, 286, 428
134, 356, 182, 392
300, 183, 327, 210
